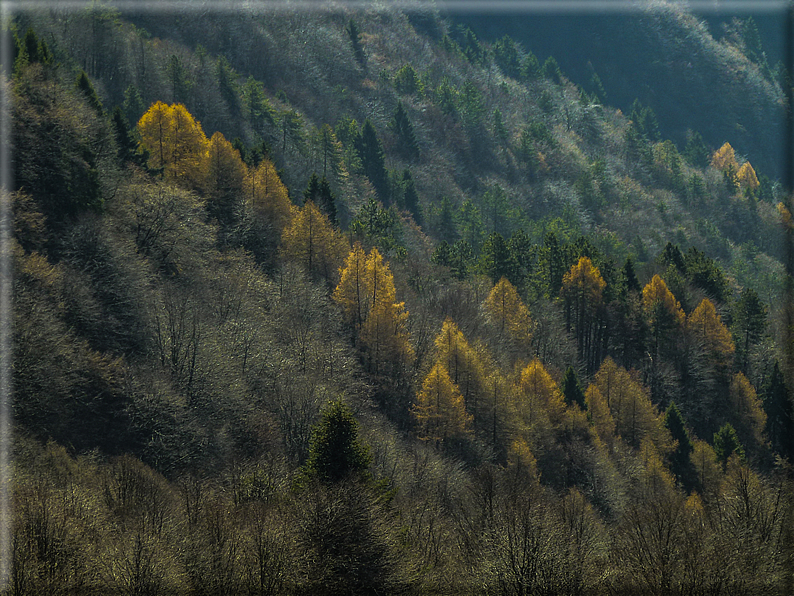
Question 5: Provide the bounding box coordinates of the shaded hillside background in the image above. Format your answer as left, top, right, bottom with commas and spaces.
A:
5, 1, 794, 594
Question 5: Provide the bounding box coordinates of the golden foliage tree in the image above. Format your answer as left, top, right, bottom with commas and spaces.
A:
642, 275, 685, 355
282, 200, 347, 284
484, 277, 533, 353
687, 298, 734, 370
711, 142, 738, 172
205, 131, 246, 222
333, 244, 413, 374
412, 361, 472, 443
561, 257, 606, 371
584, 385, 616, 444
514, 359, 566, 427
736, 161, 759, 191
242, 157, 292, 233
591, 357, 670, 451
728, 372, 767, 449
138, 102, 209, 188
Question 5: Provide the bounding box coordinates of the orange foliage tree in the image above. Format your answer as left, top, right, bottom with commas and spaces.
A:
282, 201, 347, 284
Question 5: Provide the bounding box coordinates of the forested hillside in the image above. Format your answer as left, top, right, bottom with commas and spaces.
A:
5, 2, 794, 594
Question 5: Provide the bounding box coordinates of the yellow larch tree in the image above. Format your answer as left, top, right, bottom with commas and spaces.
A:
687, 298, 735, 370
333, 242, 370, 329
412, 361, 472, 443
727, 372, 767, 449
138, 102, 209, 188
584, 384, 616, 444
333, 244, 413, 374
205, 131, 246, 223
642, 274, 685, 354
736, 162, 760, 192
561, 256, 606, 371
591, 357, 671, 451
484, 277, 534, 354
281, 200, 347, 284
433, 318, 487, 418
711, 142, 739, 172
243, 157, 292, 233
514, 359, 566, 427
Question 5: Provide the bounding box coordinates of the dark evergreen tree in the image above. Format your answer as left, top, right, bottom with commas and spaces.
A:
561, 367, 586, 410
659, 242, 685, 271
112, 106, 149, 168
216, 56, 240, 115
304, 400, 371, 484
684, 247, 728, 303
762, 361, 793, 460
541, 56, 562, 84
122, 84, 146, 127
167, 54, 193, 105
390, 101, 419, 160
493, 35, 520, 79
507, 229, 532, 287
76, 70, 103, 115
732, 288, 767, 374
319, 176, 337, 224
356, 119, 389, 202
346, 19, 366, 66
665, 402, 694, 489
480, 232, 515, 285
304, 172, 321, 205
713, 423, 745, 469
519, 51, 541, 80
621, 256, 641, 296
401, 170, 420, 224
683, 130, 710, 168
629, 99, 661, 142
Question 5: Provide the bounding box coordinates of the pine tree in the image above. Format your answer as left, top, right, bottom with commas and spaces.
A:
479, 232, 515, 285
243, 156, 292, 232
732, 288, 767, 375
516, 360, 566, 427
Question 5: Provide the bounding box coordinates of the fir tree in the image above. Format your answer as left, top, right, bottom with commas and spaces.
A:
346, 19, 366, 66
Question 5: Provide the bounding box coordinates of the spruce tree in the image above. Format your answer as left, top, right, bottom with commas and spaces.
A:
357, 119, 389, 202
713, 423, 745, 469
762, 361, 793, 460
304, 400, 371, 484
390, 101, 419, 160
665, 402, 694, 489
561, 367, 586, 410
304, 172, 321, 204
318, 176, 337, 224
76, 71, 104, 115
401, 169, 420, 224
